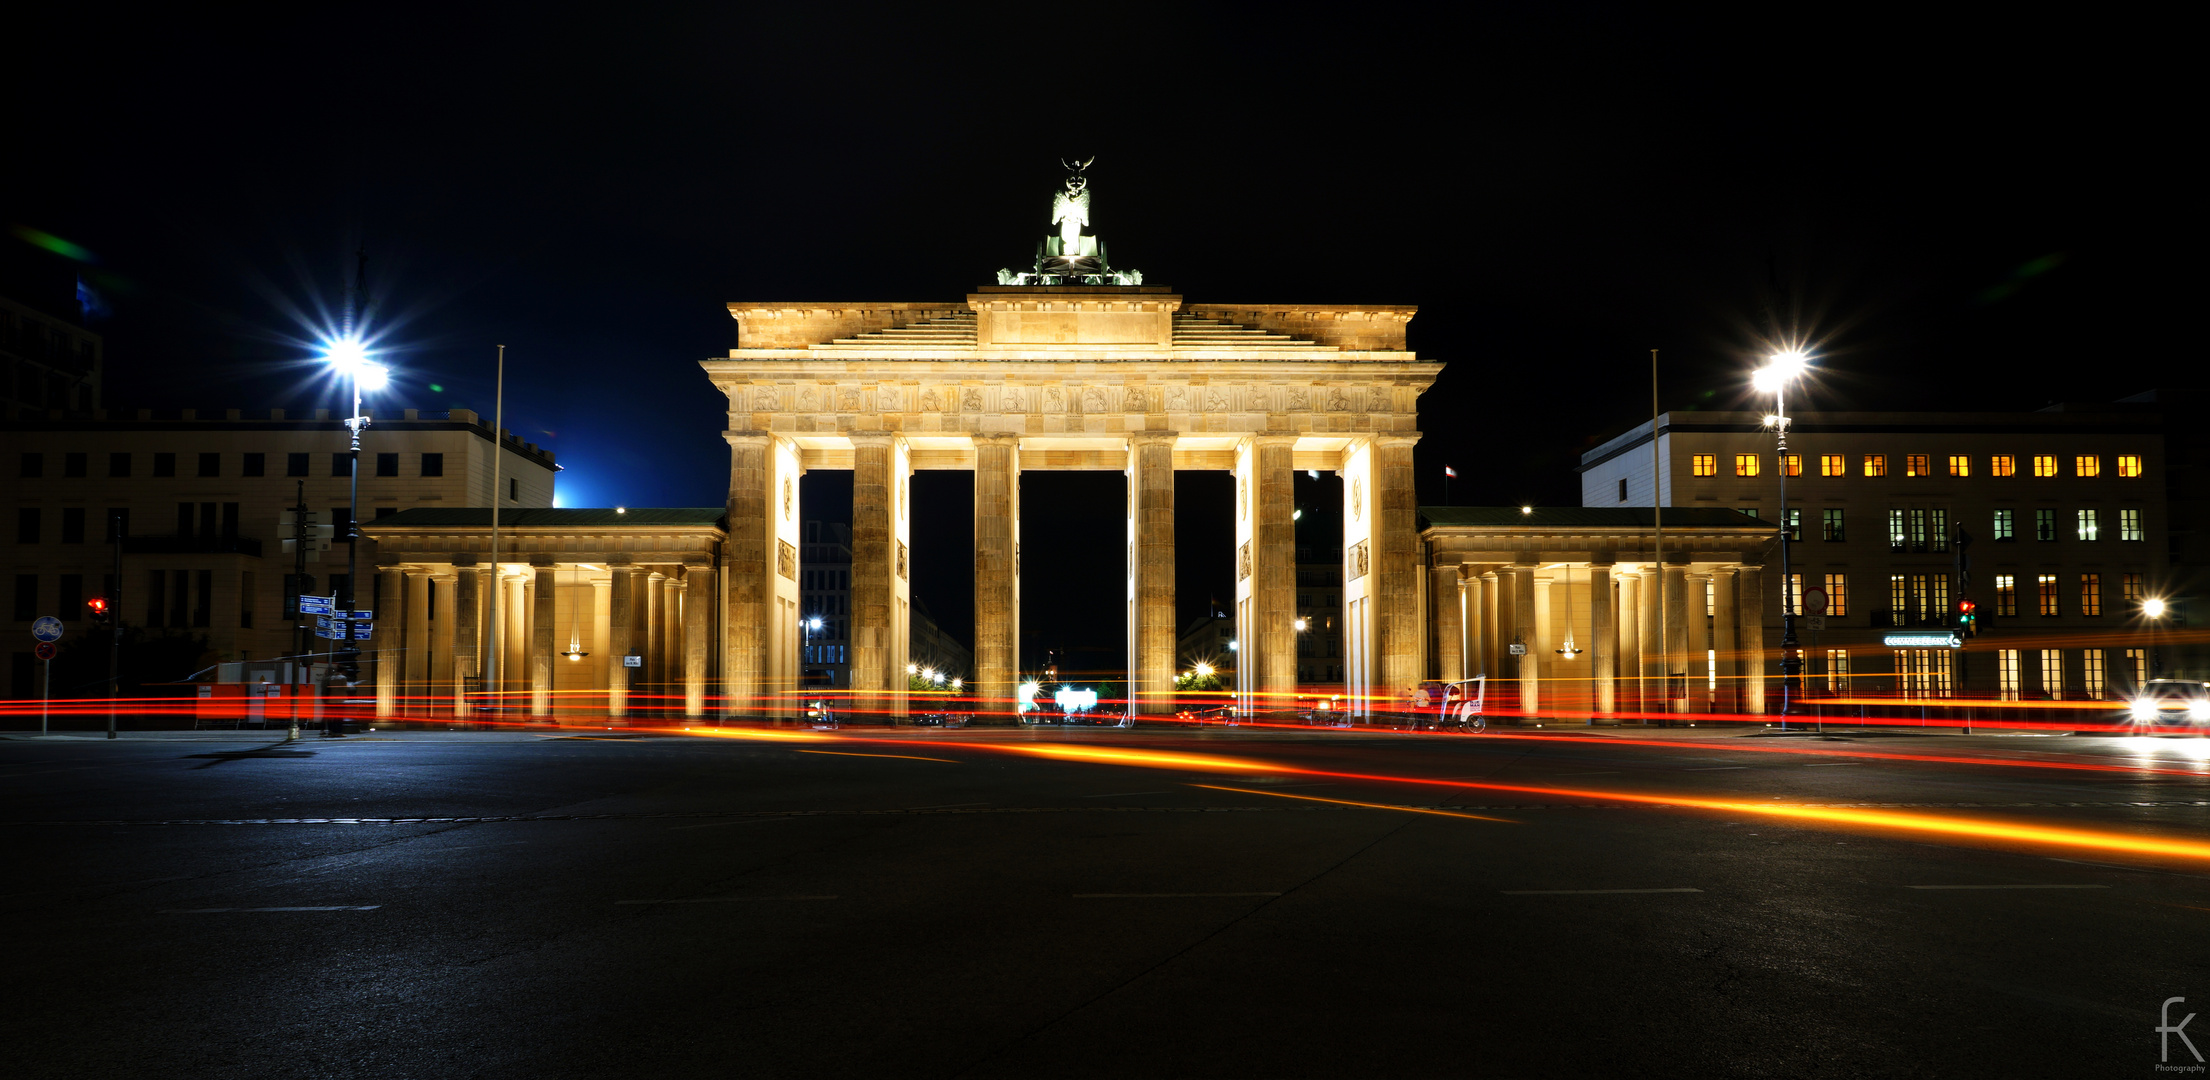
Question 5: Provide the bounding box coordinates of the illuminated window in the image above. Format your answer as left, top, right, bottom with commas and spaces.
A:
2032, 454, 2057, 477
1889, 574, 1907, 619
1998, 649, 2022, 701
2076, 508, 2099, 541
2120, 508, 2142, 541
1821, 509, 1844, 541
1888, 509, 1907, 551
1784, 574, 1802, 616
1929, 508, 1948, 552
2080, 573, 2101, 616
1992, 509, 2014, 541
2083, 649, 2106, 699
2040, 650, 2065, 698
1908, 508, 1927, 551
1948, 455, 1970, 477
1825, 648, 1850, 695
1782, 507, 1800, 542
1863, 455, 1886, 477
1820, 454, 1845, 477
1991, 455, 2015, 478
2122, 572, 2143, 602
2037, 573, 2059, 616
1994, 574, 2017, 617
2075, 455, 2099, 478
2035, 509, 2056, 541
1905, 454, 1930, 477
1781, 454, 1801, 477
2123, 648, 2146, 688
1691, 454, 1716, 477
1898, 649, 1953, 699
1734, 453, 1760, 477
2117, 455, 2143, 478
1926, 573, 1948, 619
1822, 572, 1848, 616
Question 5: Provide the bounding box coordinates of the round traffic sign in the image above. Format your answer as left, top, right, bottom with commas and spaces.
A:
34, 641, 57, 661
1802, 586, 1828, 617
32, 616, 63, 642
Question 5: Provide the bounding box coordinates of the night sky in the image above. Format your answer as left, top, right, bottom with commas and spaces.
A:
6, 8, 2183, 674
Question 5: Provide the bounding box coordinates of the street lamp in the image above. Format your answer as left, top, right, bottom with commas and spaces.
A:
2143, 597, 2168, 679
1754, 350, 1809, 725
324, 335, 387, 724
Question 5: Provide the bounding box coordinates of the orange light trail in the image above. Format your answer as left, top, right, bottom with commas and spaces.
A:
1192, 784, 1519, 823
795, 749, 958, 763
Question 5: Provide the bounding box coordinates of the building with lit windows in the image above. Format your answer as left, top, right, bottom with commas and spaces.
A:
3, 294, 102, 420
1578, 408, 2174, 702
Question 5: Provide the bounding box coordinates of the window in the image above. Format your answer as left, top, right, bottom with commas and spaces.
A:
2122, 573, 2143, 602
1863, 455, 1886, 477
2075, 455, 2099, 478
1890, 574, 1907, 619
109, 452, 131, 477
2119, 508, 2143, 542
1991, 455, 2015, 477
16, 508, 39, 545
2123, 648, 2147, 689
2032, 454, 2057, 477
1781, 454, 1800, 477
198, 452, 220, 477
64, 452, 86, 477
2039, 651, 2064, 698
1691, 454, 1716, 477
241, 571, 254, 629
1784, 574, 1802, 616
242, 453, 265, 477
1782, 508, 1800, 541
1822, 572, 1849, 616
1992, 509, 2014, 541
1825, 649, 1849, 694
375, 452, 399, 477
61, 508, 84, 544
2037, 573, 2059, 616
1906, 454, 1930, 477
1888, 509, 1907, 551
2076, 509, 2099, 541
1734, 454, 1759, 477
421, 453, 444, 477
20, 452, 42, 478
2035, 509, 2056, 541
2117, 455, 2143, 478
287, 452, 310, 477
59, 574, 82, 615
1821, 509, 1845, 541
1997, 649, 2022, 700
1995, 574, 2017, 617
1948, 455, 1970, 477
508, 478, 518, 501
331, 453, 352, 477
153, 452, 176, 477
1929, 508, 1948, 552
1820, 454, 1845, 477
2080, 574, 2102, 617
1898, 649, 1953, 699
146, 570, 166, 628
12, 574, 36, 621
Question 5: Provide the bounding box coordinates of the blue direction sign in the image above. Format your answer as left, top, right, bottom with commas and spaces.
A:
32, 616, 64, 642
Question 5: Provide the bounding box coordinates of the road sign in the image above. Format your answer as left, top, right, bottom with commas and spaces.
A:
32, 616, 63, 642
1805, 615, 1826, 632
1802, 585, 1828, 616
623, 654, 643, 668
298, 595, 335, 616
1508, 643, 1528, 656
1883, 632, 1962, 649
352, 625, 373, 640
34, 641, 56, 661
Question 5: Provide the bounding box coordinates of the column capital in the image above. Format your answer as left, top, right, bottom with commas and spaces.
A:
1127, 432, 1178, 448
1370, 433, 1423, 449
450, 553, 479, 567
847, 432, 901, 449
529, 555, 556, 568
1246, 433, 1298, 450
970, 433, 1019, 448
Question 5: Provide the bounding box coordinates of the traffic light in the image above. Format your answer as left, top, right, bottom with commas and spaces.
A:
85, 595, 112, 627
1956, 597, 1977, 636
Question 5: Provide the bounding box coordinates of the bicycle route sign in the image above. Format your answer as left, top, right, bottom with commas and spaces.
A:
32, 616, 63, 642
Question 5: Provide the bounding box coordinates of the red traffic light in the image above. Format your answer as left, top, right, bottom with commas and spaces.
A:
85, 596, 110, 616
1957, 599, 1976, 614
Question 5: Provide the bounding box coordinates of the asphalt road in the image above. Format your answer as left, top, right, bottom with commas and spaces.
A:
3, 723, 2206, 1079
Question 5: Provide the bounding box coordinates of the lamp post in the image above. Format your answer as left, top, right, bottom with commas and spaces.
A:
1754, 351, 1808, 727
2143, 597, 2168, 680
323, 337, 387, 735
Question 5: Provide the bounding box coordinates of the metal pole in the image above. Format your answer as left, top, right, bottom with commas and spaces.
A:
1651, 349, 1665, 726
43, 656, 50, 735
108, 510, 121, 740
1775, 381, 1803, 728
488, 345, 504, 719
335, 371, 363, 737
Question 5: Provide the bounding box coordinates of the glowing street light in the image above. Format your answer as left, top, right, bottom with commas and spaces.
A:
2143, 597, 2168, 619
1293, 617, 1309, 632
2144, 597, 2170, 678
1753, 349, 1811, 724
322, 334, 389, 701
1194, 662, 1214, 678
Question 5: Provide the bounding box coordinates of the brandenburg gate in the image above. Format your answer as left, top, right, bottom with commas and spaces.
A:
704, 281, 1439, 719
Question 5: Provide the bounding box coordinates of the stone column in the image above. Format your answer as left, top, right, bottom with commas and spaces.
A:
1481, 571, 1500, 684
450, 559, 479, 718
1253, 435, 1297, 709
1463, 568, 1486, 679
608, 564, 635, 717
722, 432, 790, 719
1711, 568, 1740, 714
1735, 564, 1767, 715
1618, 570, 1641, 717
682, 562, 713, 718
1638, 569, 1663, 720
972, 435, 1020, 723
431, 572, 458, 712
505, 574, 527, 704
1590, 562, 1616, 719
1372, 435, 1422, 695
1663, 560, 1689, 717
643, 570, 664, 709
591, 577, 611, 709
403, 570, 431, 716
849, 434, 896, 721
373, 567, 402, 718
660, 574, 681, 707
1128, 433, 1176, 714
1435, 565, 1464, 682
531, 561, 555, 718
1506, 563, 1538, 718
1686, 572, 1713, 715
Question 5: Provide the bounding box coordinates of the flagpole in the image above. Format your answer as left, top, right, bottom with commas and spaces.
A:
487, 345, 504, 721
1651, 348, 1664, 727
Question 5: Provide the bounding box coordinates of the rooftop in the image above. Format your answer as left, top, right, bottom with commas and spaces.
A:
1419, 506, 1774, 529
362, 508, 726, 529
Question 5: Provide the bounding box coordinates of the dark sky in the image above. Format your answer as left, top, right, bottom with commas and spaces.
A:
5, 6, 2184, 673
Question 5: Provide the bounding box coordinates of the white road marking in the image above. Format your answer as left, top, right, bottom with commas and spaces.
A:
1501, 888, 1702, 895
1905, 884, 2110, 890
161, 906, 381, 913
616, 895, 838, 905
1074, 892, 1282, 899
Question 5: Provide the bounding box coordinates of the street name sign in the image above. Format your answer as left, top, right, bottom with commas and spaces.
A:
1882, 632, 1962, 649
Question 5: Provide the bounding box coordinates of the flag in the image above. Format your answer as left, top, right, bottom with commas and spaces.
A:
1443, 465, 1458, 478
